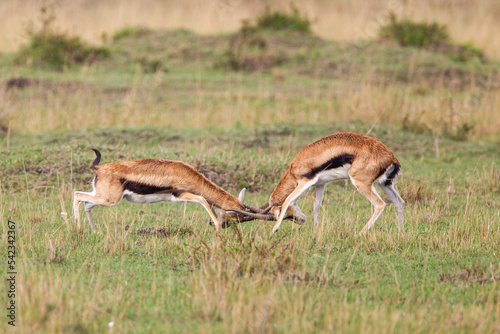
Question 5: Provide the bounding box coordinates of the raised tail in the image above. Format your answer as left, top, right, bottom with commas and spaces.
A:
90, 149, 101, 171
384, 163, 401, 186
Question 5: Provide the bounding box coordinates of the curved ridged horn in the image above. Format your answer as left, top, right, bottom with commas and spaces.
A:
227, 209, 275, 221
243, 203, 265, 213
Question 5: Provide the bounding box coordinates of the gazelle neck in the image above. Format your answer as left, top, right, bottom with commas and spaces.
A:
269, 169, 298, 206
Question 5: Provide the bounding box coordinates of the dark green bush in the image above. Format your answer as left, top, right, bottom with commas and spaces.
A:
451, 42, 486, 63
16, 31, 109, 69
15, 5, 110, 70
459, 42, 484, 59
256, 5, 311, 33
379, 13, 449, 47
218, 22, 269, 71
218, 5, 311, 71
137, 56, 165, 73
16, 31, 110, 69
112, 26, 151, 41
379, 14, 486, 62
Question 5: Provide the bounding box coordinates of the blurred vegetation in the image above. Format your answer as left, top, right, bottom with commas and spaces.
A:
379, 13, 485, 63
218, 22, 270, 71
379, 13, 449, 48
112, 25, 151, 41
217, 5, 311, 71
1, 7, 499, 141
15, 33, 110, 69
14, 6, 109, 69
255, 4, 312, 33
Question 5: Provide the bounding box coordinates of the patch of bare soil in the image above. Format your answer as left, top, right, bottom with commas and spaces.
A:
439, 264, 500, 285
128, 226, 194, 238
2, 77, 39, 90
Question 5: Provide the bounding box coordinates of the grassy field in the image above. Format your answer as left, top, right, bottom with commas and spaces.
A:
2, 28, 500, 140
1, 125, 500, 333
1, 13, 500, 333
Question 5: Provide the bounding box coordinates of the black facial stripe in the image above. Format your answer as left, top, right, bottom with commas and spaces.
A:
302, 153, 355, 179
120, 178, 174, 195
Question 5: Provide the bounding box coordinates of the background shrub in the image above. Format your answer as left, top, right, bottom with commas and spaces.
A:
112, 26, 151, 41
16, 32, 109, 69
379, 13, 449, 47
15, 6, 109, 69
256, 4, 311, 33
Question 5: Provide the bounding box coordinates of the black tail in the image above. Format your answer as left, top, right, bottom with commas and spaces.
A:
90, 149, 101, 171
384, 163, 401, 186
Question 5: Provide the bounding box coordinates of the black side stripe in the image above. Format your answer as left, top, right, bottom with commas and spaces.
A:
120, 178, 174, 195
302, 154, 355, 179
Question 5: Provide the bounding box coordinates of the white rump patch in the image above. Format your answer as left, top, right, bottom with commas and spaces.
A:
375, 164, 397, 185
123, 190, 177, 204
314, 164, 351, 186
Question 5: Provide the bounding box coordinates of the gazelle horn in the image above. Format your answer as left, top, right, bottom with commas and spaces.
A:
243, 203, 265, 213
227, 209, 276, 221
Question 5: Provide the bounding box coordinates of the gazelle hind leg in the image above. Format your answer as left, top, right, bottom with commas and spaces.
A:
350, 178, 386, 235
271, 178, 315, 235
313, 184, 326, 227
379, 183, 405, 230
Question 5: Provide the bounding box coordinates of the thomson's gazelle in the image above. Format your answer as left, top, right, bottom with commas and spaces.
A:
73, 149, 264, 232
238, 132, 405, 235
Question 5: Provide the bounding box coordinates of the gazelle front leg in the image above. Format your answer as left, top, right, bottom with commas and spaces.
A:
313, 184, 326, 227
73, 191, 113, 232
174, 192, 222, 232
73, 193, 83, 230
271, 178, 315, 235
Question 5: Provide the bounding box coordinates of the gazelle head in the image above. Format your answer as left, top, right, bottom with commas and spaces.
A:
210, 188, 305, 227
208, 188, 276, 227
268, 202, 306, 224
222, 198, 307, 227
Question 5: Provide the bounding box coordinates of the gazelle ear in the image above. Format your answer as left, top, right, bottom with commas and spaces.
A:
238, 188, 246, 202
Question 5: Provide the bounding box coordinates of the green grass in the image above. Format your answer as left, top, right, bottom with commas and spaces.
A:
0, 26, 499, 332
1, 28, 499, 139
1, 124, 499, 333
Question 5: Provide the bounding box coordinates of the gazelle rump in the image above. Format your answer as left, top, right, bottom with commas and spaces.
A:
257, 132, 405, 235
73, 149, 261, 232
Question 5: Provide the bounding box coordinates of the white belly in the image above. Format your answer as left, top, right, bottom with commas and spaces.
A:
314, 164, 351, 186
123, 190, 176, 204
